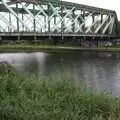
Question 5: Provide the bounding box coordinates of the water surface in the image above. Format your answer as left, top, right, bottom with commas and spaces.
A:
0, 51, 120, 96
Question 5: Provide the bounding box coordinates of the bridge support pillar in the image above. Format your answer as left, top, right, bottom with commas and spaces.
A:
97, 40, 100, 48
81, 38, 85, 48
48, 35, 52, 41
95, 39, 98, 48
0, 36, 2, 44
34, 35, 37, 41
72, 36, 76, 45
0, 36, 2, 41
82, 37, 86, 48
61, 35, 64, 42
99, 38, 103, 48
17, 35, 20, 42
90, 38, 93, 48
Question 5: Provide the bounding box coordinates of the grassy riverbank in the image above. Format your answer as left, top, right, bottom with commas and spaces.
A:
0, 44, 120, 52
1, 73, 120, 120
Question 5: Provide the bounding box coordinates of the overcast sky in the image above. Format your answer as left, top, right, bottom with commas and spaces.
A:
65, 0, 120, 20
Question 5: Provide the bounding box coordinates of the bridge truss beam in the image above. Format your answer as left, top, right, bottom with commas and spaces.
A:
0, 0, 119, 42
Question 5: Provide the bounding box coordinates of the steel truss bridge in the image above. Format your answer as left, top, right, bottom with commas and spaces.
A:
0, 0, 120, 46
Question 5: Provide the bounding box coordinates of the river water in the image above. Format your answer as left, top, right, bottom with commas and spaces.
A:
0, 51, 120, 96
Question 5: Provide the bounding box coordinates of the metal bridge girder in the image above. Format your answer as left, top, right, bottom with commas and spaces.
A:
0, 0, 119, 37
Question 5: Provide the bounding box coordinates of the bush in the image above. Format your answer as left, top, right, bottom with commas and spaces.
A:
0, 73, 120, 120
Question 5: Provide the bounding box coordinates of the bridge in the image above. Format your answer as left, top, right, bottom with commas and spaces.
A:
0, 0, 120, 46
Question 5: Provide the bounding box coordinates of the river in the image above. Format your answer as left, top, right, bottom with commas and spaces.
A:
0, 51, 120, 96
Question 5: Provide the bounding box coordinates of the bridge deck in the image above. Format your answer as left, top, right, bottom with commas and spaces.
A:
0, 32, 114, 37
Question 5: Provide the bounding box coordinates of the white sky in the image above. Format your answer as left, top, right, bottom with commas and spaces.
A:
65, 0, 120, 20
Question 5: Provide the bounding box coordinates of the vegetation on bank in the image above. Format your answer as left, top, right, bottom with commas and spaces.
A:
0, 73, 120, 120
0, 43, 120, 52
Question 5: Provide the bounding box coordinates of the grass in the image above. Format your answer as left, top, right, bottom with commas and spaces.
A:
0, 44, 80, 53
1, 43, 120, 52
0, 73, 120, 120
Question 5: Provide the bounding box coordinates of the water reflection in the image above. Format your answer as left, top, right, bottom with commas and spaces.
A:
0, 51, 120, 96
0, 52, 48, 75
